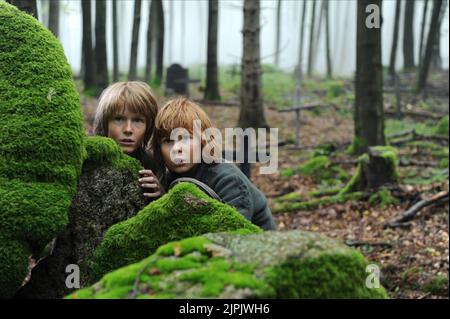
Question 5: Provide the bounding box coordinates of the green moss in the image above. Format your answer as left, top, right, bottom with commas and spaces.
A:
340, 146, 398, 195
439, 158, 449, 169
346, 137, 368, 155
274, 192, 304, 203
435, 116, 449, 136
0, 2, 85, 297
264, 252, 387, 298
368, 187, 399, 208
326, 81, 345, 99
91, 183, 261, 281
0, 237, 30, 298
273, 192, 366, 213
83, 136, 142, 173
422, 275, 448, 295
68, 231, 388, 299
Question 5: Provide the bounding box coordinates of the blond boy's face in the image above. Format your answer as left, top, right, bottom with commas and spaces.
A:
160, 133, 200, 174
107, 107, 147, 154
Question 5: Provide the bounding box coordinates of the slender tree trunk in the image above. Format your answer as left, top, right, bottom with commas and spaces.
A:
6, 0, 38, 17
81, 0, 96, 90
145, 0, 153, 84
313, 0, 325, 64
129, 0, 142, 81
205, 0, 221, 101
168, 1, 174, 64
296, 0, 307, 83
48, 0, 59, 38
274, 0, 282, 67
325, 0, 332, 79
95, 0, 109, 93
112, 0, 119, 82
239, 0, 268, 129
430, 0, 446, 70
307, 0, 316, 76
354, 0, 385, 154
419, 0, 429, 63
181, 1, 186, 64
389, 0, 402, 78
403, 0, 416, 69
155, 0, 165, 84
417, 0, 444, 93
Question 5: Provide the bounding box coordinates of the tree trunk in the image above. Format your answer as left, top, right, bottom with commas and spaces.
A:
296, 0, 307, 83
313, 0, 325, 67
239, 0, 268, 129
417, 0, 444, 93
430, 0, 446, 71
48, 0, 59, 38
274, 0, 282, 67
325, 0, 332, 79
6, 0, 38, 17
155, 0, 165, 85
307, 0, 316, 77
389, 0, 402, 78
205, 0, 221, 101
112, 0, 119, 82
403, 0, 415, 69
129, 0, 142, 81
354, 0, 386, 154
81, 0, 96, 90
419, 0, 429, 63
95, 0, 109, 93
145, 0, 153, 83
168, 1, 174, 64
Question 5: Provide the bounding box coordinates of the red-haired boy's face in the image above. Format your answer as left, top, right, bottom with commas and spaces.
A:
107, 107, 147, 154
160, 131, 200, 174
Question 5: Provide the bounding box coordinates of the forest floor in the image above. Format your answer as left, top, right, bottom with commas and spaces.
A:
80, 69, 449, 299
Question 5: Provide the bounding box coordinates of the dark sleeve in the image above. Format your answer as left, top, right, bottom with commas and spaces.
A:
214, 174, 254, 222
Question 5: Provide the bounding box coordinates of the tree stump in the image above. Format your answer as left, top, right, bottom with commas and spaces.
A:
341, 146, 399, 194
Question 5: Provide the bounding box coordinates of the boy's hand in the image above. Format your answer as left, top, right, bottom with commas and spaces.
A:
138, 170, 165, 199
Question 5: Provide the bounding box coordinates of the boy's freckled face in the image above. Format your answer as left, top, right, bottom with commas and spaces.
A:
161, 134, 200, 174
107, 108, 147, 154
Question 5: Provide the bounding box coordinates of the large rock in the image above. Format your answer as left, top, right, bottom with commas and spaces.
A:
0, 2, 85, 297
67, 231, 388, 299
14, 137, 146, 299
90, 182, 261, 282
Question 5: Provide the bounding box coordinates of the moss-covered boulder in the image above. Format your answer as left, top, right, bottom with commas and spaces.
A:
0, 2, 85, 297
67, 231, 388, 299
91, 182, 261, 282
14, 137, 146, 299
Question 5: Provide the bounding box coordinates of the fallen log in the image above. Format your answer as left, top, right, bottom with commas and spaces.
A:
385, 191, 449, 228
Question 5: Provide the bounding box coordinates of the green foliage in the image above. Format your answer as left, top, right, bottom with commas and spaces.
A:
0, 2, 85, 297
368, 187, 399, 208
439, 158, 449, 169
435, 116, 449, 136
91, 182, 261, 281
385, 119, 438, 138
326, 81, 346, 99
422, 275, 449, 295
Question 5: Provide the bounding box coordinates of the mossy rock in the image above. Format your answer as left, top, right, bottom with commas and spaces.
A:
67, 231, 388, 299
0, 2, 85, 297
15, 137, 146, 299
91, 182, 261, 282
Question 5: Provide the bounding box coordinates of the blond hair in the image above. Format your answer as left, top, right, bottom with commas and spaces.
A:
154, 97, 221, 162
93, 81, 158, 148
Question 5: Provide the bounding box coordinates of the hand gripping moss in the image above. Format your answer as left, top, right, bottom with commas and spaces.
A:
0, 2, 85, 297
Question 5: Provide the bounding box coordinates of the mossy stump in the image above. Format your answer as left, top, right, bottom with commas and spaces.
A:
341, 146, 399, 194
0, 2, 85, 298
67, 231, 388, 299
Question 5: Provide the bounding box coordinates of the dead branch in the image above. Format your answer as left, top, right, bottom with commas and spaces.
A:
385, 191, 449, 228
390, 131, 449, 146
344, 240, 393, 248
